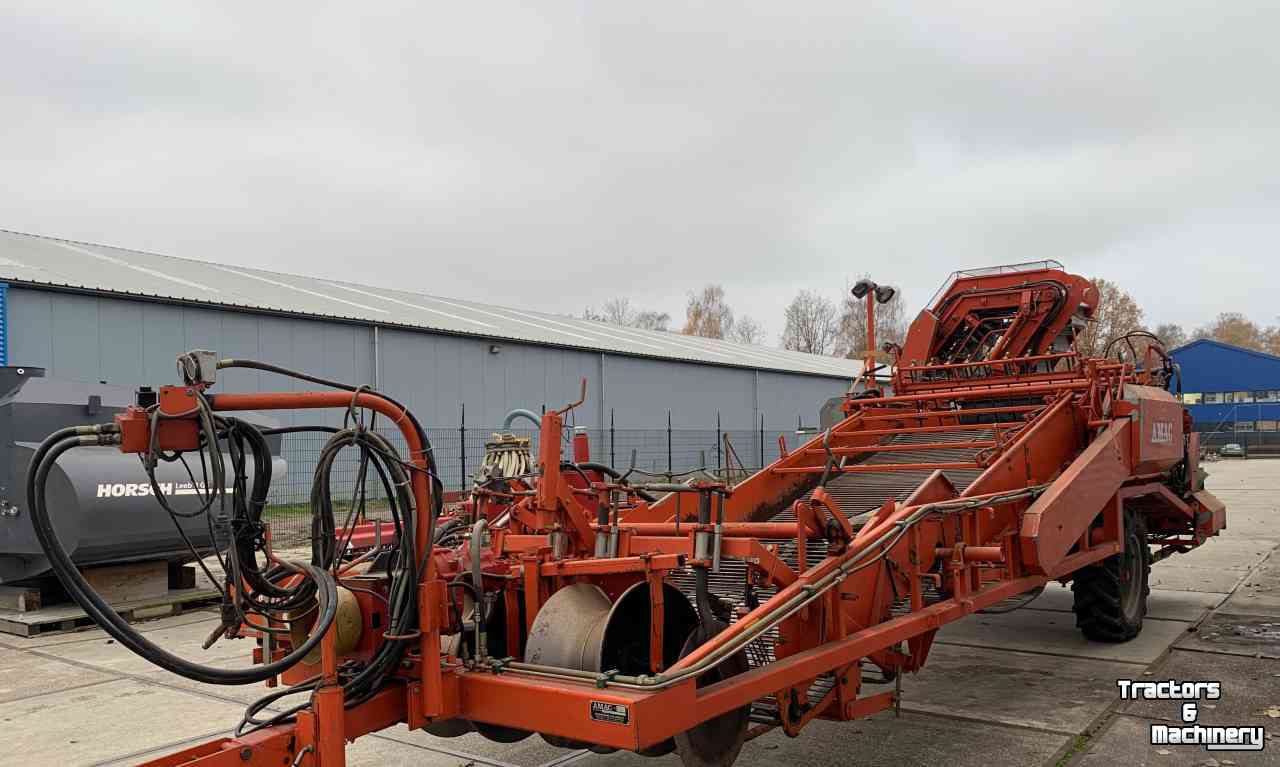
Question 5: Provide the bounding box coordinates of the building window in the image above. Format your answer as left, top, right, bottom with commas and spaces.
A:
1259, 420, 1278, 432
1222, 392, 1234, 403
1237, 421, 1255, 432
1182, 392, 1202, 404
1204, 392, 1220, 404
1258, 390, 1280, 403
1236, 391, 1254, 403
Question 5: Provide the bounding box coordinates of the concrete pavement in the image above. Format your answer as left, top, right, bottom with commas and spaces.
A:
0, 459, 1275, 766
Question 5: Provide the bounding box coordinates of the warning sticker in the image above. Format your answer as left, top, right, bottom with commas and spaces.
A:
590, 701, 630, 725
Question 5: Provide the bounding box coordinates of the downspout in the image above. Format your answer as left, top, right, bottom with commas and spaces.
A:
372, 324, 380, 389
599, 352, 607, 432
753, 368, 760, 435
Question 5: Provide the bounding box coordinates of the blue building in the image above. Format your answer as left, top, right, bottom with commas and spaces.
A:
1169, 339, 1280, 451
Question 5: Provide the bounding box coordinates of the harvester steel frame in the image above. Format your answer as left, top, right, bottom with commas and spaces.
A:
29, 261, 1225, 767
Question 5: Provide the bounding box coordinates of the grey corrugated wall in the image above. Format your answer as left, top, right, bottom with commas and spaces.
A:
7, 287, 849, 430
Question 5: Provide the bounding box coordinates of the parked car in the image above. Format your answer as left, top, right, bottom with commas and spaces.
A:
1220, 443, 1247, 458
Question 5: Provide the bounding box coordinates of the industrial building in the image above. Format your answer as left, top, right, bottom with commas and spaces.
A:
1171, 338, 1280, 454
0, 229, 864, 493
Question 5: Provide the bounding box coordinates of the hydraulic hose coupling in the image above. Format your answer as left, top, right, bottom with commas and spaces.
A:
593, 488, 621, 558
549, 529, 569, 559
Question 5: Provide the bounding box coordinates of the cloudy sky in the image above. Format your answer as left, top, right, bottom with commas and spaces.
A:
2, 2, 1276, 342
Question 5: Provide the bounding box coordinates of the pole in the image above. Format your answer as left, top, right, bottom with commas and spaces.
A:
459, 403, 466, 492
372, 325, 381, 389
759, 412, 765, 470
865, 291, 877, 390
599, 352, 607, 437
716, 411, 722, 471
610, 408, 616, 468
667, 410, 673, 478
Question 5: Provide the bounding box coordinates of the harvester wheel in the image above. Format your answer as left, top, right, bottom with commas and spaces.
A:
1071, 510, 1150, 642
673, 623, 751, 767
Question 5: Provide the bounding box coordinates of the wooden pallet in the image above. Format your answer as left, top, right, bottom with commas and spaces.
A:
0, 586, 220, 637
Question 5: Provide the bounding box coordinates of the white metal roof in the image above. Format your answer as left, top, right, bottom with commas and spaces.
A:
0, 229, 864, 379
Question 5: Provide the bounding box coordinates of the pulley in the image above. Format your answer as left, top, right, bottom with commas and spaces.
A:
287, 586, 363, 666
520, 581, 698, 754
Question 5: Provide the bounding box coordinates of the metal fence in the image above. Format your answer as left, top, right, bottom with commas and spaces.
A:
1195, 425, 1280, 457
264, 423, 815, 547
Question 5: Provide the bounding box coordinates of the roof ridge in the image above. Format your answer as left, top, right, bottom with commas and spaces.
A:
0, 227, 862, 377
1174, 337, 1280, 365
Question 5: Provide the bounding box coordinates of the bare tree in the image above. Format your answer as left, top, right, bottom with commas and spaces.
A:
1264, 326, 1280, 357
833, 278, 906, 361
1075, 278, 1145, 357
780, 290, 839, 354
633, 310, 671, 332
1152, 322, 1187, 350
1193, 312, 1265, 350
727, 315, 765, 345
583, 297, 670, 332
600, 297, 634, 326
682, 284, 735, 339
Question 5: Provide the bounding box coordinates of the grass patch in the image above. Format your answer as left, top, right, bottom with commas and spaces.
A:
1054, 735, 1090, 767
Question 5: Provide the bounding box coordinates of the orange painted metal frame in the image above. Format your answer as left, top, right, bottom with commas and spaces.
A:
134, 265, 1225, 767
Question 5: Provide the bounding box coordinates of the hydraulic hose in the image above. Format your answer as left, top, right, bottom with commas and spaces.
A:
502, 408, 541, 430
471, 518, 487, 661
214, 361, 441, 566
216, 357, 444, 568
27, 433, 339, 685
573, 461, 659, 502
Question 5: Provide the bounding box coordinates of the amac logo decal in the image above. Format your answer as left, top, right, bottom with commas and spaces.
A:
589, 701, 629, 725
1151, 420, 1174, 444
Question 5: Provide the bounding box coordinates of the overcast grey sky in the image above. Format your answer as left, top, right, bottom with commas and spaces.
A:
2, 2, 1276, 343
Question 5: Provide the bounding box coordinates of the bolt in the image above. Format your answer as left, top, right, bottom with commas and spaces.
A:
239, 746, 252, 760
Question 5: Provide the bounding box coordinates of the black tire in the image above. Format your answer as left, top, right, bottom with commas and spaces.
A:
674, 622, 751, 767
1071, 509, 1151, 642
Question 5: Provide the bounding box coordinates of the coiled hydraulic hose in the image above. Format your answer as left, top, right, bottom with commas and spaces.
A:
216, 357, 444, 562
27, 431, 338, 685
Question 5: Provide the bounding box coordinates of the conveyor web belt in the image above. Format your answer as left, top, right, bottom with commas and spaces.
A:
666, 427, 996, 724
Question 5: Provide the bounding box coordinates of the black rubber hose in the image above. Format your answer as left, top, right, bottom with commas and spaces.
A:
310, 427, 420, 707
572, 461, 659, 502
212, 358, 442, 700
215, 359, 430, 452
259, 425, 342, 436
214, 358, 444, 550
222, 419, 313, 610
311, 429, 397, 568
27, 434, 339, 685
26, 425, 118, 487
240, 426, 423, 730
